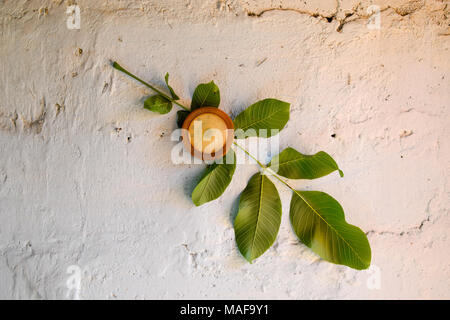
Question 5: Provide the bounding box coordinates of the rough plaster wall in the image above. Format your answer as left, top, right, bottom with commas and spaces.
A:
0, 0, 449, 299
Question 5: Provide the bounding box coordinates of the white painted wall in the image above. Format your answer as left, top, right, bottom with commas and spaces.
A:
0, 0, 449, 299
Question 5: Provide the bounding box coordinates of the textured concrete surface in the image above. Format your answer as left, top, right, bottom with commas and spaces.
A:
0, 0, 449, 299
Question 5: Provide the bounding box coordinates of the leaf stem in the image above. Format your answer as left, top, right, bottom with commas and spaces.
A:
112, 61, 190, 111
232, 141, 266, 169
232, 141, 296, 192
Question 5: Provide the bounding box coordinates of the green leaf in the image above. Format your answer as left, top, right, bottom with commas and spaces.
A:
176, 110, 190, 128
233, 98, 290, 138
191, 149, 236, 206
268, 147, 343, 179
290, 190, 371, 270
144, 95, 172, 114
191, 81, 220, 110
234, 173, 282, 263
164, 72, 180, 100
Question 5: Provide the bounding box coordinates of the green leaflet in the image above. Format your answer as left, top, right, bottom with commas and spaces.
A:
144, 94, 172, 114
191, 81, 220, 110
164, 72, 180, 100
290, 190, 371, 270
268, 147, 344, 179
233, 98, 290, 138
234, 173, 282, 263
191, 149, 236, 206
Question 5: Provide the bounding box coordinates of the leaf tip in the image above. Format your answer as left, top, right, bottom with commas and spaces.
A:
240, 251, 253, 263
338, 169, 344, 177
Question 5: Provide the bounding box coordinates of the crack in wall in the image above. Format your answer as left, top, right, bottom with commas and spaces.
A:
366, 195, 437, 237
0, 94, 67, 134
244, 0, 431, 32
21, 97, 47, 134
181, 243, 200, 270
366, 215, 431, 237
